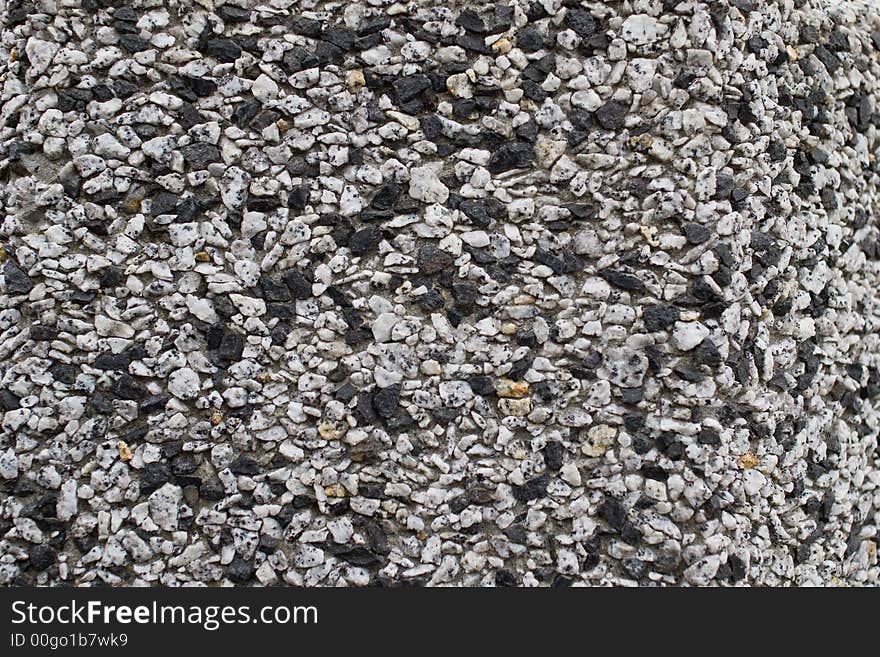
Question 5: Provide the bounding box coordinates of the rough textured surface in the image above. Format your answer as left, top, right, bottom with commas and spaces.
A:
2, 0, 880, 587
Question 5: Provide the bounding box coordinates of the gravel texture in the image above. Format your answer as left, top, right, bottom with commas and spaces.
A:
2, 0, 880, 587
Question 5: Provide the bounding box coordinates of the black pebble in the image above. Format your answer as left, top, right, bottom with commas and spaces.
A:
495, 569, 517, 586
110, 374, 147, 401
517, 27, 543, 51
280, 269, 311, 299
642, 304, 680, 331
543, 441, 564, 471
258, 275, 291, 302
487, 141, 535, 174
683, 222, 711, 244
598, 497, 627, 530
393, 74, 432, 103
288, 185, 310, 210
697, 428, 721, 445
565, 7, 596, 38
226, 557, 255, 583
28, 544, 56, 571
49, 362, 77, 384
140, 463, 172, 492
600, 269, 645, 291
349, 226, 382, 256
594, 100, 628, 130
29, 324, 57, 341
467, 375, 495, 396
180, 142, 220, 169
229, 455, 260, 476
3, 259, 33, 295
417, 245, 454, 275
372, 384, 401, 419
204, 38, 242, 63
512, 474, 550, 502
692, 339, 722, 368
0, 390, 20, 412
119, 33, 149, 53
218, 330, 245, 361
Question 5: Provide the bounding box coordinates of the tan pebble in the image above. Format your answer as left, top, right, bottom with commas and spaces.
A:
345, 69, 365, 89
738, 452, 758, 469
324, 483, 346, 498
491, 37, 512, 54
117, 441, 133, 461
627, 133, 653, 150
581, 424, 616, 457
195, 251, 211, 262
122, 195, 143, 213
498, 398, 531, 416
534, 136, 567, 167
496, 379, 529, 398
318, 420, 346, 440
256, 371, 271, 382
210, 411, 223, 425
640, 225, 660, 246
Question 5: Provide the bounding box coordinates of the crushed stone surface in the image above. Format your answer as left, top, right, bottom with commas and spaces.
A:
2, 0, 880, 586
